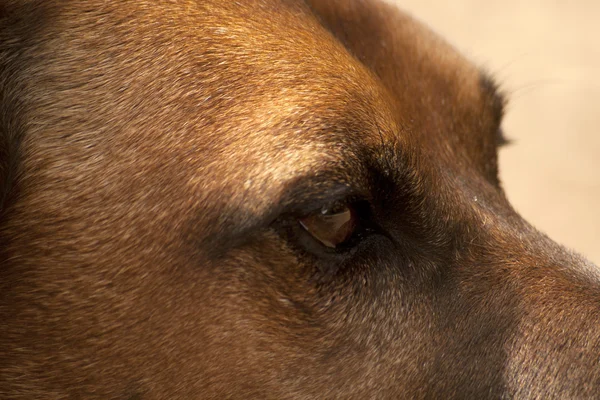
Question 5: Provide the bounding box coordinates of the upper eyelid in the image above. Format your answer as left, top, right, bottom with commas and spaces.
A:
276, 182, 365, 218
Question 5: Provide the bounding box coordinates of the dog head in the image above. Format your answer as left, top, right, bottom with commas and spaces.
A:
1, 1, 599, 398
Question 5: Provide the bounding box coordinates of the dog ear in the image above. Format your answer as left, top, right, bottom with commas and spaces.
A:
304, 0, 469, 103
306, 1, 417, 90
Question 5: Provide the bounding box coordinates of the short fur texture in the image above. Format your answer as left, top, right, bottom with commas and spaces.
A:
1, 1, 599, 398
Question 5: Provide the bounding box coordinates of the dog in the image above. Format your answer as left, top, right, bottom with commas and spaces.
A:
1, 0, 599, 398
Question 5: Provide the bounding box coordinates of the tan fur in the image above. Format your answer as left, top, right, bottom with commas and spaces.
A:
1, 1, 599, 398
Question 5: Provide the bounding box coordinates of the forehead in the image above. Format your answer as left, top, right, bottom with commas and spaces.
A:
177, 1, 498, 181
15, 1, 496, 206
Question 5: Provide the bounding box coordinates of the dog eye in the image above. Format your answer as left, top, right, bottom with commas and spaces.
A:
298, 202, 357, 248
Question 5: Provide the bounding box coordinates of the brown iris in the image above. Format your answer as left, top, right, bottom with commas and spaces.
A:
298, 203, 357, 248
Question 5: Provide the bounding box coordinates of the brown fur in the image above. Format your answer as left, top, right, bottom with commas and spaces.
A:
1, 1, 599, 398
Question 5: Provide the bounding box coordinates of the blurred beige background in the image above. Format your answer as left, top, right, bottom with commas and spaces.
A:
389, 0, 600, 264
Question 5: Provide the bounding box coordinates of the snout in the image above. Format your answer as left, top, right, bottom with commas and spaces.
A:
441, 218, 600, 398
502, 245, 600, 397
